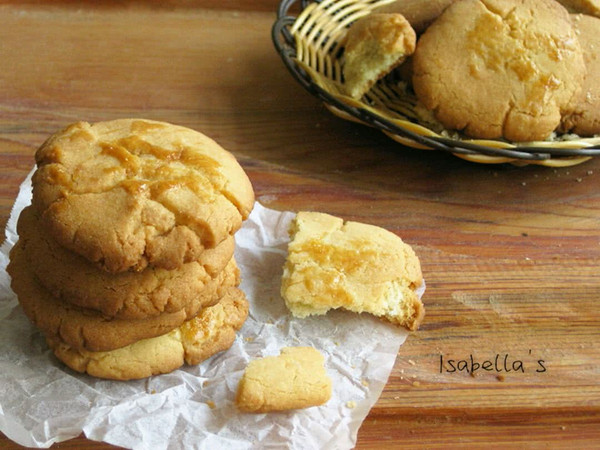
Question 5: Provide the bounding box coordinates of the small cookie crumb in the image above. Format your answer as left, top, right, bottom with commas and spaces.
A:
346, 401, 357, 409
497, 375, 505, 382
206, 401, 216, 409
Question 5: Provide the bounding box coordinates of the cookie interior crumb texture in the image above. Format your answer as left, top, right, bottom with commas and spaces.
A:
236, 347, 332, 413
343, 13, 417, 99
280, 211, 424, 331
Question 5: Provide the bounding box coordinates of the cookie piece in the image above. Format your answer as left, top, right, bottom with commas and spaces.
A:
47, 287, 249, 380
280, 211, 424, 330
236, 347, 332, 413
559, 14, 600, 135
32, 119, 254, 273
17, 205, 234, 319
8, 240, 239, 352
376, 0, 458, 33
412, 0, 585, 142
343, 13, 417, 99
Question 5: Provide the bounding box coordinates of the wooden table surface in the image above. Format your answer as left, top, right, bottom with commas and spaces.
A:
1, 1, 599, 448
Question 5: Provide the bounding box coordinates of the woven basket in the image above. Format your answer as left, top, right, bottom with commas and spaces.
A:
272, 0, 600, 167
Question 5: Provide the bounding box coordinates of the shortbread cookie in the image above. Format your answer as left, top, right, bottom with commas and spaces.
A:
343, 13, 416, 99
560, 14, 600, 135
412, 0, 585, 142
376, 0, 457, 33
47, 287, 249, 380
17, 205, 234, 319
236, 347, 332, 413
8, 240, 239, 352
32, 119, 254, 273
280, 211, 424, 330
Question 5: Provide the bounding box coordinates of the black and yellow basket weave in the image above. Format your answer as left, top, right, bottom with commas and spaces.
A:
272, 0, 600, 167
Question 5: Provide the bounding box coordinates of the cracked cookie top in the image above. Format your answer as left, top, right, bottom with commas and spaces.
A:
412, 0, 585, 142
32, 119, 254, 273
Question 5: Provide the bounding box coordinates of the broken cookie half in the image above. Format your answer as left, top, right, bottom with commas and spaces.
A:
280, 211, 424, 331
343, 13, 417, 99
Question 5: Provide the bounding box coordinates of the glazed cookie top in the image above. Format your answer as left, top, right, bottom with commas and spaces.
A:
32, 119, 254, 273
412, 0, 585, 142
280, 211, 424, 330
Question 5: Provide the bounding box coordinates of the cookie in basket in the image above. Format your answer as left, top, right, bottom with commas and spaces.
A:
280, 211, 424, 331
343, 13, 416, 99
559, 14, 600, 136
8, 239, 240, 352
17, 205, 235, 320
412, 0, 586, 142
375, 0, 457, 33
32, 119, 254, 273
47, 286, 249, 381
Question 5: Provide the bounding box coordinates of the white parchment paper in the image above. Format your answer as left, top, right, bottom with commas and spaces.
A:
0, 171, 414, 449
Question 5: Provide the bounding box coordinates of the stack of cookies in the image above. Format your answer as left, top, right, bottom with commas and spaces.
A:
8, 119, 255, 381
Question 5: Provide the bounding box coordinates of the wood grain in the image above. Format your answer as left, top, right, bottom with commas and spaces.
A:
1, 1, 599, 448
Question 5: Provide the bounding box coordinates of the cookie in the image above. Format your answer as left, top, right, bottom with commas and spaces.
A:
17, 205, 235, 319
412, 0, 585, 142
47, 287, 249, 381
559, 14, 600, 135
376, 0, 458, 33
556, 0, 600, 16
8, 240, 240, 352
280, 211, 424, 330
32, 119, 254, 273
343, 13, 416, 99
236, 347, 332, 413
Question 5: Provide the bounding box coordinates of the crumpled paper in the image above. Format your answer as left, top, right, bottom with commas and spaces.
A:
0, 170, 417, 449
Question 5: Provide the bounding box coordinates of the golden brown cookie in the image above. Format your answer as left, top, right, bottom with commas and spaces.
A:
236, 347, 332, 413
343, 13, 416, 99
280, 211, 424, 331
412, 0, 585, 142
376, 0, 458, 33
32, 119, 254, 273
556, 0, 600, 16
8, 240, 240, 352
17, 205, 235, 319
560, 14, 600, 135
47, 287, 249, 381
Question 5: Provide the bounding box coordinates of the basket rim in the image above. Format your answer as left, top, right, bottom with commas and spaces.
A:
271, 0, 600, 164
